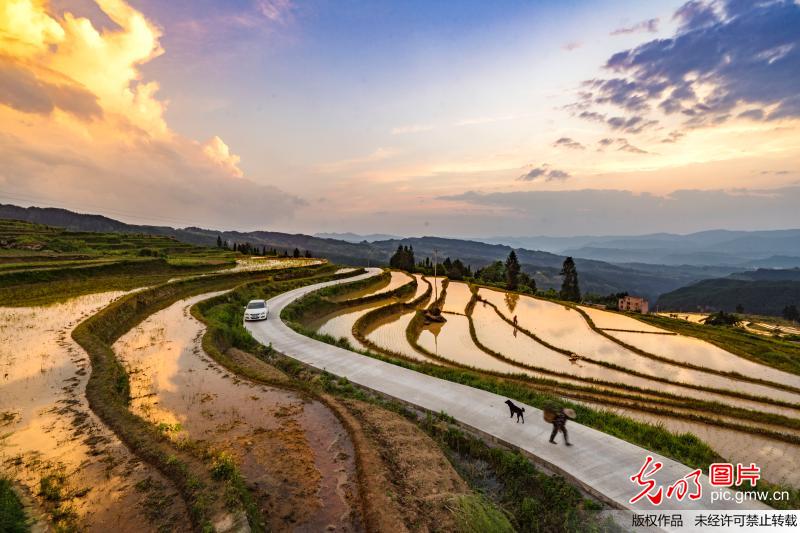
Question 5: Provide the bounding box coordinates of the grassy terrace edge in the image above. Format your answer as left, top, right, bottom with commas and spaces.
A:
282, 274, 800, 508
0, 257, 233, 307
71, 262, 336, 531
280, 268, 417, 326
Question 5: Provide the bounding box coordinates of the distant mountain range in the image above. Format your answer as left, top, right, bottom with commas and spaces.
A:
484, 230, 800, 268
314, 229, 800, 269
0, 203, 758, 300
314, 232, 402, 242
656, 269, 800, 316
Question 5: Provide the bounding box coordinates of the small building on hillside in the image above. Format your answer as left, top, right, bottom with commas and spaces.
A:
619, 295, 649, 314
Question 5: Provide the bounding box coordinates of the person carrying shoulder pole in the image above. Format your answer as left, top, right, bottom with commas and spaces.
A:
548, 407, 574, 446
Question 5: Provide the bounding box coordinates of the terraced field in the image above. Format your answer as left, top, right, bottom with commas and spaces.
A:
0, 292, 190, 531
4, 259, 533, 531
0, 232, 382, 531
115, 292, 360, 531
303, 273, 800, 488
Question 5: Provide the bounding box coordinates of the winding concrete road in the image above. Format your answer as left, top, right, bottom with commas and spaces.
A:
245, 268, 769, 515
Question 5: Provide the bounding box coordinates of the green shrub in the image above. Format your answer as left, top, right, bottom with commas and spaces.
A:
0, 477, 29, 533
450, 494, 514, 533
210, 452, 237, 481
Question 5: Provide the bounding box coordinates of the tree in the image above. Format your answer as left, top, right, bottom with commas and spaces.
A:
389, 245, 415, 271
505, 250, 520, 291
216, 235, 223, 248
389, 245, 404, 269
559, 257, 581, 302
448, 259, 467, 280
293, 247, 301, 258
476, 261, 505, 283
519, 271, 536, 294
784, 304, 799, 323
735, 303, 744, 314
305, 250, 312, 258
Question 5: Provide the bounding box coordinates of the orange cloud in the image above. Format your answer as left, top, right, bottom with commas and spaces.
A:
0, 0, 288, 228
203, 136, 243, 178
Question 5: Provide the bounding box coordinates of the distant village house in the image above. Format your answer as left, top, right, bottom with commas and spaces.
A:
619, 295, 649, 314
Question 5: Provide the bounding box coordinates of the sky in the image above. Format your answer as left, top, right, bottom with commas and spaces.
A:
1, 0, 799, 237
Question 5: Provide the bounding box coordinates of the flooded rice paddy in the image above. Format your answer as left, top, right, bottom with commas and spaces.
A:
364, 311, 435, 362
410, 274, 430, 302
581, 306, 800, 388
0, 292, 188, 531
114, 292, 361, 531
609, 330, 800, 389
579, 306, 665, 333
655, 312, 709, 323
418, 314, 554, 379
471, 305, 768, 407
309, 299, 395, 350
441, 281, 473, 314
222, 257, 324, 273
332, 271, 412, 302
479, 288, 800, 406
426, 277, 445, 306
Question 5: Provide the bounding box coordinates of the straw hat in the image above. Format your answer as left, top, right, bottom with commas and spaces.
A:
563, 408, 576, 419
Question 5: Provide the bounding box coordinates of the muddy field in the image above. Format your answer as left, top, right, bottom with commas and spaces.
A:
114, 293, 362, 531
0, 293, 189, 531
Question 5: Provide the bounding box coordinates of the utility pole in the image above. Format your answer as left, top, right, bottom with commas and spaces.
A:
433, 248, 438, 303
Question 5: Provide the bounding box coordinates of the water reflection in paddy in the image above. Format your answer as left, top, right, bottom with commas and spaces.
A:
610, 330, 800, 389
410, 274, 430, 303
365, 310, 435, 362
579, 306, 664, 332
418, 314, 566, 381
115, 292, 361, 531
309, 299, 393, 349
472, 304, 800, 416
479, 288, 800, 405
333, 271, 412, 302
582, 306, 800, 388
426, 276, 445, 305
0, 292, 188, 531
442, 281, 473, 314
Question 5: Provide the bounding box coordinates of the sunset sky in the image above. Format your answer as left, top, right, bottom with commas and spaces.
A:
1, 0, 799, 236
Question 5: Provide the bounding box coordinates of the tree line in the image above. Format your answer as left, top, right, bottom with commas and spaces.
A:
389, 245, 582, 301
216, 235, 312, 258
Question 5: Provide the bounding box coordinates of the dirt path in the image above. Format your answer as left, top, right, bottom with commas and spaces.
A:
0, 292, 189, 531
114, 292, 361, 531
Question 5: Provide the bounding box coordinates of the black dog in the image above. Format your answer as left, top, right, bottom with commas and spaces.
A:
505, 399, 525, 423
